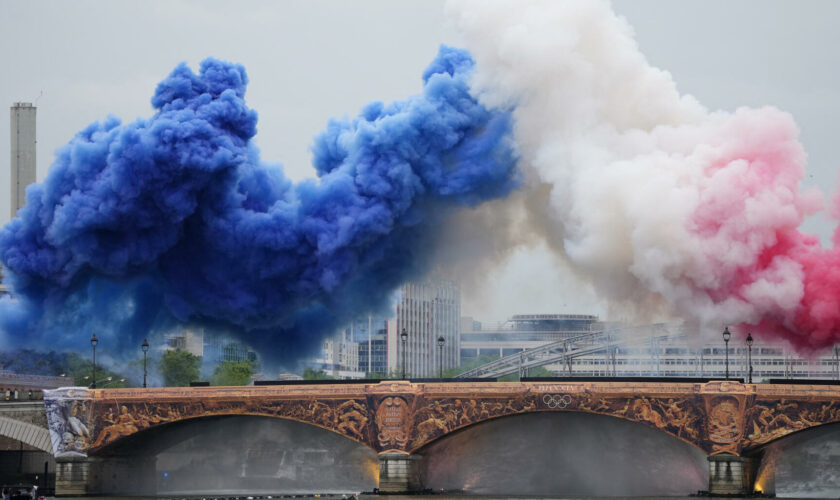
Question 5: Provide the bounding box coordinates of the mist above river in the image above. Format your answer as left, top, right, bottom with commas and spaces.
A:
97, 416, 377, 495
756, 422, 840, 498
419, 412, 707, 496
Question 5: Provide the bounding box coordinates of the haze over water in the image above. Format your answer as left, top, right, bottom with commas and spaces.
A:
77, 413, 840, 498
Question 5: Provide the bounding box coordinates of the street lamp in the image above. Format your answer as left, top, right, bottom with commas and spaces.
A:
437, 335, 445, 379
400, 328, 408, 379
722, 327, 731, 380
90, 333, 98, 389
746, 333, 754, 383
141, 338, 150, 388
102, 377, 126, 388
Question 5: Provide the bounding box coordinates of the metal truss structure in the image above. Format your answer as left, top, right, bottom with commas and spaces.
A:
455, 323, 688, 379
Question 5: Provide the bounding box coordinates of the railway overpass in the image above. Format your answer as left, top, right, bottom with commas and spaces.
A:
41, 379, 840, 496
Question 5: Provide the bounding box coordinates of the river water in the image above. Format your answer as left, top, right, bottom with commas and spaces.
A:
42, 496, 838, 500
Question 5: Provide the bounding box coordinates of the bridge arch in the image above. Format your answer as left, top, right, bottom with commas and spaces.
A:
89, 414, 379, 496
0, 415, 52, 453
741, 397, 840, 455
88, 412, 371, 456
415, 411, 708, 496
749, 420, 840, 497
86, 397, 375, 455
411, 395, 710, 454
747, 419, 840, 454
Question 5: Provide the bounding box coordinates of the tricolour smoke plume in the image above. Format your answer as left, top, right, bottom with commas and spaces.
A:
0, 46, 519, 362
448, 0, 838, 351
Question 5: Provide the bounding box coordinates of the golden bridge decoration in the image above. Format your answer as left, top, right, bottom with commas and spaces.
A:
44, 380, 840, 458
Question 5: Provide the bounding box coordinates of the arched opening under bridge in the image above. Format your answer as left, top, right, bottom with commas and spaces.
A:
90, 415, 378, 496
0, 415, 53, 490
418, 411, 707, 496
752, 421, 840, 498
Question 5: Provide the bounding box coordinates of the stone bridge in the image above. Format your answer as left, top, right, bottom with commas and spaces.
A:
0, 402, 54, 491
0, 402, 52, 454
44, 380, 840, 496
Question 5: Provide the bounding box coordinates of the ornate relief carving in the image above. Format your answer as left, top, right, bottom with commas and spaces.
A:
744, 399, 840, 448
706, 396, 743, 453
43, 387, 94, 458
87, 397, 371, 452
575, 393, 703, 444
42, 381, 840, 458
409, 395, 537, 450
375, 396, 409, 449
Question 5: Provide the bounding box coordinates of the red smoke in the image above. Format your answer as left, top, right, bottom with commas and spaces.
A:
450, 0, 840, 354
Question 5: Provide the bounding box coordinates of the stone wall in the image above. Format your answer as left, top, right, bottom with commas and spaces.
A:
0, 402, 48, 427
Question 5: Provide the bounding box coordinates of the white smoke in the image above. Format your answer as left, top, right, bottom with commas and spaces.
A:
446, 0, 824, 339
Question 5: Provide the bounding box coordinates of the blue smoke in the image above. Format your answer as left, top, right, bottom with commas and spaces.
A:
0, 46, 519, 364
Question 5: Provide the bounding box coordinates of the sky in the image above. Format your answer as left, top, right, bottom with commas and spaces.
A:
2, 0, 839, 325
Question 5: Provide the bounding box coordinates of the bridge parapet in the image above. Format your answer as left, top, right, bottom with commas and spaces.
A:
43, 380, 840, 457
43, 380, 840, 495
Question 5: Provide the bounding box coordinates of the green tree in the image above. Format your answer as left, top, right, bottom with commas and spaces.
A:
61, 353, 131, 387
302, 367, 334, 380
0, 349, 133, 387
212, 360, 254, 386
158, 349, 201, 387
524, 366, 555, 378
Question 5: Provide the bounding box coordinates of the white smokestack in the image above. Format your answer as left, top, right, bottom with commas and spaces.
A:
10, 101, 36, 217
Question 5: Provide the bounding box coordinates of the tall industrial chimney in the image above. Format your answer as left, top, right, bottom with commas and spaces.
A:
10, 102, 36, 217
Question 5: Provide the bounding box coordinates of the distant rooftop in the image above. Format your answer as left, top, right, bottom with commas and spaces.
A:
511, 314, 599, 321
0, 371, 67, 389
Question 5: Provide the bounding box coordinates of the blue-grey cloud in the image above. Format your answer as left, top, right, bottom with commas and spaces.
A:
0, 46, 519, 363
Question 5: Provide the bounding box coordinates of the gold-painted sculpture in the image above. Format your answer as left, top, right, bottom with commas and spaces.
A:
43, 381, 840, 458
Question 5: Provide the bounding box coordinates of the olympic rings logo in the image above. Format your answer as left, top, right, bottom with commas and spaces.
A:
542, 394, 572, 409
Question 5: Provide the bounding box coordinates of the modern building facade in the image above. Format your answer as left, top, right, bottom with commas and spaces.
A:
460, 313, 602, 361
566, 334, 840, 381
358, 333, 388, 376
164, 328, 204, 358
10, 102, 36, 216
165, 328, 258, 374
343, 315, 390, 375
459, 315, 840, 382
310, 336, 365, 379
391, 279, 460, 377
203, 337, 257, 365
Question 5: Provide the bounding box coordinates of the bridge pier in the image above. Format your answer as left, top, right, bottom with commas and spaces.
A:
55, 456, 92, 496
55, 456, 157, 496
378, 452, 423, 493
707, 454, 754, 496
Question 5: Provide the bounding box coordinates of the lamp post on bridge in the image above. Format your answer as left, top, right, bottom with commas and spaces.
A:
722, 327, 731, 380
141, 338, 150, 388
400, 328, 408, 379
102, 377, 126, 388
90, 333, 98, 389
746, 332, 753, 384
437, 335, 445, 379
